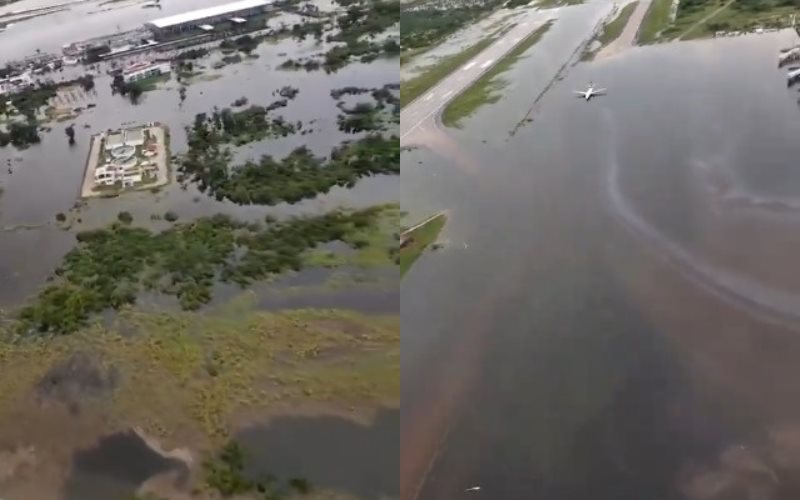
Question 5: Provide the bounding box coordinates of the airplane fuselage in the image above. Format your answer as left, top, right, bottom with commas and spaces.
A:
575, 84, 606, 101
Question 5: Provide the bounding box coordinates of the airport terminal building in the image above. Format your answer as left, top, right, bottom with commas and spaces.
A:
145, 0, 273, 40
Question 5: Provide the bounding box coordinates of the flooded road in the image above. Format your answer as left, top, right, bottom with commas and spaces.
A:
402, 10, 800, 500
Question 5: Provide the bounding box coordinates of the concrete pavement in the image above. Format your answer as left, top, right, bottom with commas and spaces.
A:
400, 9, 558, 147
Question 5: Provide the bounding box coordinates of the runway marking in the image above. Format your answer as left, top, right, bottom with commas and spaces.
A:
442, 90, 453, 99
462, 61, 476, 71
424, 93, 434, 101
480, 59, 494, 69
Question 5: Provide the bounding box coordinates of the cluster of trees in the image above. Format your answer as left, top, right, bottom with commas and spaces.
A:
291, 20, 326, 41
174, 48, 210, 61
183, 120, 399, 205
16, 206, 393, 335
111, 74, 144, 103
330, 0, 399, 42
189, 104, 297, 147
332, 83, 400, 132
220, 34, 260, 53
279, 0, 400, 72
321, 37, 399, 71
337, 102, 382, 132
0, 120, 41, 148
204, 441, 312, 497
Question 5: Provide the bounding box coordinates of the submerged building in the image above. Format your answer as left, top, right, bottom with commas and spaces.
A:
144, 0, 272, 40
122, 61, 171, 83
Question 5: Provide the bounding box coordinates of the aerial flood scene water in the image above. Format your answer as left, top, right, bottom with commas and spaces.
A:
4, 0, 800, 496
0, 0, 399, 497
401, 0, 800, 497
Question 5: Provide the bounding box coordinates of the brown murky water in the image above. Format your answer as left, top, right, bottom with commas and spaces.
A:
402, 15, 800, 500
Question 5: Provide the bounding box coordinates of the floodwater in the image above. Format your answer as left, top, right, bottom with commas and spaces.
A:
0, 7, 400, 309
236, 408, 399, 499
62, 430, 188, 500
0, 3, 399, 496
402, 4, 800, 499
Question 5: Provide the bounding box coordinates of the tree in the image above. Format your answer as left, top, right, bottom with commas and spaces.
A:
117, 211, 133, 224
65, 124, 75, 146
128, 83, 144, 104
164, 211, 179, 222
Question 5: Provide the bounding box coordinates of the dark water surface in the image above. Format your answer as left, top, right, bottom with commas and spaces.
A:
62, 430, 187, 500
403, 10, 800, 500
0, 12, 399, 307
237, 408, 399, 499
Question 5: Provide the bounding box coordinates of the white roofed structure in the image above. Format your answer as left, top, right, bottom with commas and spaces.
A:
145, 0, 271, 38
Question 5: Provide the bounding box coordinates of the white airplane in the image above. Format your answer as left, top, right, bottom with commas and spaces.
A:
574, 82, 606, 101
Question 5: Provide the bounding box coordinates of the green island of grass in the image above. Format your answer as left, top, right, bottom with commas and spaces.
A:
637, 0, 677, 43
442, 20, 553, 128
400, 211, 447, 277
0, 301, 399, 442
583, 1, 639, 60
15, 205, 399, 336
637, 0, 794, 43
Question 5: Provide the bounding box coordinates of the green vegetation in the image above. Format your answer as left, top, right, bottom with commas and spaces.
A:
181, 105, 399, 205
442, 20, 552, 127
333, 84, 400, 132
0, 305, 399, 440
637, 0, 797, 42
400, 35, 497, 108
16, 205, 399, 335
533, 0, 584, 7
117, 211, 133, 224
280, 0, 400, 71
0, 120, 40, 148
583, 2, 638, 60
220, 34, 259, 53
400, 212, 446, 276
187, 102, 298, 147
400, 0, 511, 54
6, 75, 93, 119
638, 0, 678, 42
204, 441, 312, 497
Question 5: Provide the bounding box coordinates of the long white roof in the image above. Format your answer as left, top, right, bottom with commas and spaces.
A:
147, 0, 271, 29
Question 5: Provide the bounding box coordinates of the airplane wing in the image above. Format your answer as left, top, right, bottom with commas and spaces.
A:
594, 88, 607, 93
573, 91, 586, 94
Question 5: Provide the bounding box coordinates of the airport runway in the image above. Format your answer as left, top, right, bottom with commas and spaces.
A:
400, 9, 558, 146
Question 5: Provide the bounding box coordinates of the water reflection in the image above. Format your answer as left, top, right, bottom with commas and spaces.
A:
62, 430, 188, 500
402, 22, 800, 500
236, 408, 399, 500
0, 32, 399, 308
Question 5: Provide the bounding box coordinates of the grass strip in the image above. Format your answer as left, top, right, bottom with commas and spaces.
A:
442, 20, 552, 128
637, 0, 674, 44
400, 35, 499, 108
400, 212, 447, 277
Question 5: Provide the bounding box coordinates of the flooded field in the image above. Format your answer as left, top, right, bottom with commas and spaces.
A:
0, 19, 399, 308
402, 10, 800, 499
237, 407, 399, 499
0, 0, 400, 497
